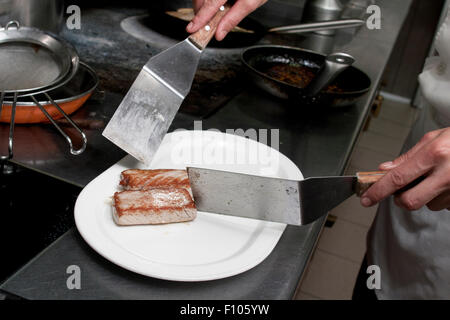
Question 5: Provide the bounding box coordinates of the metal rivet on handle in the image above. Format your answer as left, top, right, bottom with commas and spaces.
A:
205, 25, 211, 31
220, 5, 225, 11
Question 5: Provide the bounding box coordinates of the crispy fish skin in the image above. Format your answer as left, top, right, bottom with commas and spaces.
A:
119, 169, 190, 191
113, 188, 197, 226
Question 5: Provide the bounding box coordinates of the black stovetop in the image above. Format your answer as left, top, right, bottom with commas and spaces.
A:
0, 163, 80, 282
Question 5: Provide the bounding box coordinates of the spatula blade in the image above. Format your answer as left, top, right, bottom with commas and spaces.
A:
103, 38, 202, 164
298, 176, 356, 224
187, 167, 358, 226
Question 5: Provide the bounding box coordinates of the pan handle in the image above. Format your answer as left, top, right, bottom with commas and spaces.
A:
5, 20, 20, 30
188, 4, 230, 50
31, 93, 87, 156
268, 19, 365, 34
0, 91, 16, 161
306, 53, 355, 96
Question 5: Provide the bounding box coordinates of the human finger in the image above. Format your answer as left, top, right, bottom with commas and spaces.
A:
215, 0, 267, 40
379, 129, 444, 171
393, 172, 445, 211
186, 0, 227, 33
361, 151, 435, 207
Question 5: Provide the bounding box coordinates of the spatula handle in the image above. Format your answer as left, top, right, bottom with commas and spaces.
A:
188, 4, 230, 50
355, 171, 386, 197
355, 170, 427, 197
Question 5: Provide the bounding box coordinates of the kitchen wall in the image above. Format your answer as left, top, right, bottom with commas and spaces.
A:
381, 0, 444, 101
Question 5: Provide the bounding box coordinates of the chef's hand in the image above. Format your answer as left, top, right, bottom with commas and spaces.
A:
187, 0, 267, 41
361, 127, 450, 211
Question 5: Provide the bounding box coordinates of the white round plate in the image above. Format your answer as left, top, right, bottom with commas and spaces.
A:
75, 130, 303, 281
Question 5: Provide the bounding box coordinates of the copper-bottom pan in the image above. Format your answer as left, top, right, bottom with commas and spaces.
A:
0, 62, 98, 123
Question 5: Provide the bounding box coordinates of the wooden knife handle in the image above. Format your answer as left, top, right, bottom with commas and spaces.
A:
188, 4, 230, 50
355, 171, 386, 197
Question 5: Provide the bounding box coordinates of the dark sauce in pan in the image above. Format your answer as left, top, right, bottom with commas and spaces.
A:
258, 62, 344, 93
265, 64, 316, 88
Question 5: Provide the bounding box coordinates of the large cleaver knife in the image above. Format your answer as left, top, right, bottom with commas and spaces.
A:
103, 6, 230, 164
187, 167, 385, 226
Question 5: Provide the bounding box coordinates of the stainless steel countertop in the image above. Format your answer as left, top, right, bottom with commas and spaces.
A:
0, 0, 412, 299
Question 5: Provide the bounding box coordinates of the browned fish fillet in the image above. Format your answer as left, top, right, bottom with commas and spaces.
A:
120, 169, 190, 190
113, 188, 197, 226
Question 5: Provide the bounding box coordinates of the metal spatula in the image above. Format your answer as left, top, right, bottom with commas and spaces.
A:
187, 167, 385, 225
103, 6, 229, 164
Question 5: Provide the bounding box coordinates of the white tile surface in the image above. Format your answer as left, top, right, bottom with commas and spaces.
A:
367, 117, 411, 141
358, 131, 404, 157
331, 195, 378, 228
378, 99, 417, 127
344, 165, 364, 176
300, 250, 360, 300
349, 146, 395, 171
317, 218, 368, 264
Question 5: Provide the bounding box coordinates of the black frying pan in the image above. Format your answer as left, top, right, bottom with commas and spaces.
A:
241, 45, 371, 107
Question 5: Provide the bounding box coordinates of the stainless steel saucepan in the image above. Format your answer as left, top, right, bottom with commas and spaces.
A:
0, 20, 83, 160
8, 0, 64, 33
0, 21, 79, 96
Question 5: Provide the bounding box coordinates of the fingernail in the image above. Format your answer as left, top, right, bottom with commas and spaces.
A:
187, 22, 194, 30
361, 197, 373, 207
380, 161, 394, 169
